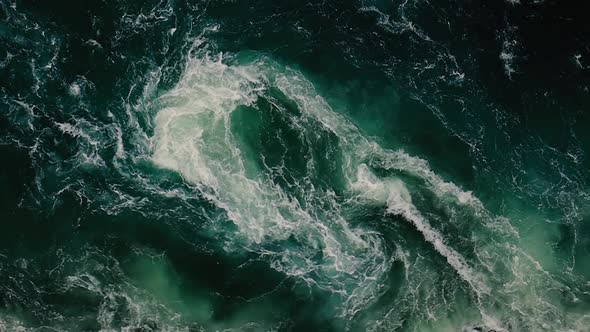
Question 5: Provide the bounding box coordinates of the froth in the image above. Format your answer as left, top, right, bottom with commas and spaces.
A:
150, 48, 498, 325
151, 51, 390, 317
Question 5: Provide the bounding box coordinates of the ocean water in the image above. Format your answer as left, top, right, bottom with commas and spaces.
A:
1, 0, 590, 331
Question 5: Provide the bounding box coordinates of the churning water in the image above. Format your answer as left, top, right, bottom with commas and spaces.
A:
1, 0, 590, 331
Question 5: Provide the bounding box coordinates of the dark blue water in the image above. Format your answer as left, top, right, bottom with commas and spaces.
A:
1, 0, 590, 331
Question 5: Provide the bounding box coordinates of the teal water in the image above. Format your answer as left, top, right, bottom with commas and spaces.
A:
1, 0, 590, 331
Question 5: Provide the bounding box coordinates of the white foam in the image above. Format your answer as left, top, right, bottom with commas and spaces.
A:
56, 119, 106, 167
114, 124, 125, 159
351, 164, 489, 295
69, 83, 81, 97
0, 315, 27, 332
273, 67, 483, 212
151, 51, 392, 316
500, 39, 518, 79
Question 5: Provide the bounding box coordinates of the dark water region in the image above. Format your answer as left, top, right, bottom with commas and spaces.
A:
1, 0, 590, 331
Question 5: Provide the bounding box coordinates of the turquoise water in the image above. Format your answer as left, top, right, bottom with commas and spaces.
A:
1, 0, 590, 331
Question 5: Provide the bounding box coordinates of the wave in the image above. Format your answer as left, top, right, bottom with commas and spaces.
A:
149, 42, 503, 328
145, 36, 590, 329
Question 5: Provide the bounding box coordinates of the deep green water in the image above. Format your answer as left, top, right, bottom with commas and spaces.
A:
1, 0, 590, 331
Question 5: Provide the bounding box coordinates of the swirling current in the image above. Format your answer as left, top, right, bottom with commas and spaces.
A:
1, 0, 590, 331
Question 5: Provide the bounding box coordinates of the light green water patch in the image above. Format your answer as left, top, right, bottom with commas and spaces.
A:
125, 252, 213, 324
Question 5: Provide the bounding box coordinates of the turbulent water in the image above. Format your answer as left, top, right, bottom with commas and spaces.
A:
1, 0, 590, 331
